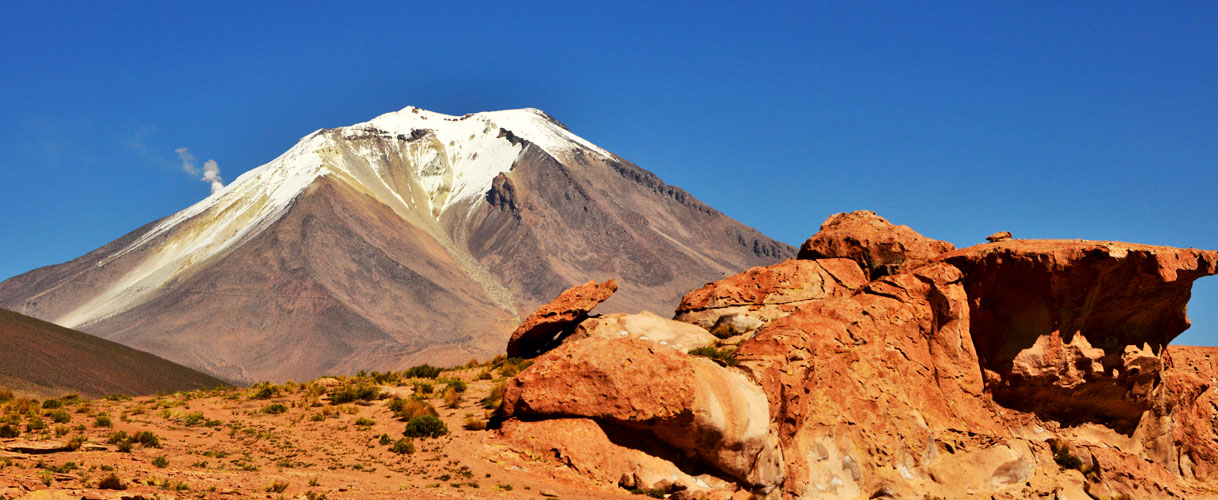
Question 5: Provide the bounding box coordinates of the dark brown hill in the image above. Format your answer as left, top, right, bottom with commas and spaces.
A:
0, 308, 228, 398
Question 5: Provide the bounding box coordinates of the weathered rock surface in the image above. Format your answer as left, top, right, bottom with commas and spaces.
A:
796, 210, 955, 279
673, 259, 866, 334
505, 279, 617, 358
570, 311, 717, 353
498, 212, 1218, 499
937, 239, 1218, 430
501, 336, 783, 491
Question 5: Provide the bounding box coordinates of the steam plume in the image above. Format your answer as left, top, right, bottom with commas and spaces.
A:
175, 147, 225, 194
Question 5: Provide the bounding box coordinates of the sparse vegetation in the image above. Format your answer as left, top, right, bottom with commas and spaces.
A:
480, 381, 507, 410
98, 473, 127, 490
93, 413, 113, 427
0, 388, 12, 402
463, 416, 487, 430
389, 437, 415, 454
329, 383, 380, 404
388, 397, 438, 421
48, 409, 71, 423
266, 479, 290, 493
403, 415, 448, 438
689, 345, 739, 366
263, 403, 288, 415
152, 456, 169, 468
404, 364, 442, 379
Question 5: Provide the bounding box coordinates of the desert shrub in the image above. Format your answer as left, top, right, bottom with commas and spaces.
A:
181, 411, 206, 426
378, 433, 392, 445
116, 439, 134, 453
463, 416, 486, 430
480, 382, 507, 410
26, 417, 45, 431
443, 387, 461, 408
403, 415, 448, 438
106, 430, 129, 444
47, 409, 71, 423
0, 388, 12, 402
443, 379, 467, 393
134, 430, 161, 448
41, 399, 62, 409
688, 346, 738, 366
475, 369, 492, 381
54, 425, 69, 437
152, 456, 169, 468
413, 382, 433, 395
1052, 442, 1085, 471
67, 435, 86, 450
0, 424, 19, 438
354, 417, 375, 427
93, 413, 113, 427
404, 364, 441, 379
389, 437, 414, 454
98, 473, 126, 490
263, 404, 288, 415
369, 371, 400, 385
498, 363, 519, 378
329, 383, 380, 404
250, 382, 280, 400
388, 398, 438, 421
266, 480, 290, 493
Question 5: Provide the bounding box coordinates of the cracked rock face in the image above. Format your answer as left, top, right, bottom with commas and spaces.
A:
673, 258, 867, 333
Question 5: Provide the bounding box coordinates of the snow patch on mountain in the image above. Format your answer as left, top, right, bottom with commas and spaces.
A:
59, 106, 610, 328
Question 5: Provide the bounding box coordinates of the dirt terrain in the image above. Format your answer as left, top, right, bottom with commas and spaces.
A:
0, 359, 638, 500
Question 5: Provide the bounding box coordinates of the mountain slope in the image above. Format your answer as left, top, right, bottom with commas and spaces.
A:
0, 106, 793, 382
0, 308, 228, 398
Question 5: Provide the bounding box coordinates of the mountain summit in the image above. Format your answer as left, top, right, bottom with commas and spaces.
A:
0, 106, 792, 382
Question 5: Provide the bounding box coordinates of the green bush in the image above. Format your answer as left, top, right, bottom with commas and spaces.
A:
443, 379, 467, 393
329, 384, 380, 404
47, 410, 71, 424
152, 456, 169, 468
389, 437, 414, 454
404, 364, 441, 379
41, 399, 62, 409
134, 430, 161, 448
403, 415, 448, 438
93, 414, 113, 427
0, 424, 19, 438
388, 398, 438, 421
98, 472, 126, 490
249, 383, 280, 400
263, 404, 288, 415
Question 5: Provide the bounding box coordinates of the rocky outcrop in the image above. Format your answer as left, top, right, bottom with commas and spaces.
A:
570, 311, 717, 353
673, 258, 866, 335
497, 211, 1218, 499
501, 336, 784, 491
936, 240, 1218, 431
505, 279, 617, 358
797, 210, 954, 279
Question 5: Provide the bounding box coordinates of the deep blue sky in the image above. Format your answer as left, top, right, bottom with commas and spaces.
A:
3, 3, 1217, 344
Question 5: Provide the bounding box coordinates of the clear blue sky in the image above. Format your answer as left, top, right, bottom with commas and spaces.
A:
3, 3, 1217, 344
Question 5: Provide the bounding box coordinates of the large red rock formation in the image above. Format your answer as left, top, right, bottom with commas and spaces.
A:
505, 279, 617, 358
936, 240, 1218, 430
796, 210, 955, 279
495, 212, 1218, 499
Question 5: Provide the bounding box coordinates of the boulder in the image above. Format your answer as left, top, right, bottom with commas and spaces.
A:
673, 258, 866, 333
797, 210, 955, 279
506, 279, 617, 358
936, 239, 1218, 430
986, 231, 1013, 243
570, 311, 717, 353
501, 336, 784, 490
498, 418, 735, 496
735, 263, 1003, 498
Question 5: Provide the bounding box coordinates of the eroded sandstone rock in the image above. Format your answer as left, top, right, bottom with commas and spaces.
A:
505, 279, 617, 358
937, 239, 1218, 430
797, 210, 955, 279
673, 258, 865, 333
570, 311, 717, 353
501, 336, 784, 490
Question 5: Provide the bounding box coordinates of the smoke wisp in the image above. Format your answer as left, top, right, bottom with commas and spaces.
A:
175, 147, 225, 194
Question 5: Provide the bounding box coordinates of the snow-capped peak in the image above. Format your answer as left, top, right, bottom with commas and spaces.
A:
61, 106, 611, 329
